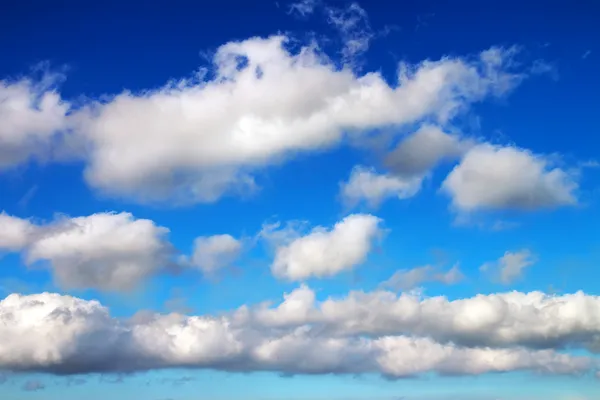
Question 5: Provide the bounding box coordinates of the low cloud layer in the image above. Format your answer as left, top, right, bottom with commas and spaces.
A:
247, 285, 600, 351
0, 289, 596, 378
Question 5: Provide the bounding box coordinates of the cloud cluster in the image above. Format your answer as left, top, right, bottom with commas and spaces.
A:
0, 290, 596, 378
1, 34, 536, 206
247, 285, 600, 351
0, 212, 174, 291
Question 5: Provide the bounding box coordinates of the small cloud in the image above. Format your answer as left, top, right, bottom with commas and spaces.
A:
480, 249, 537, 284
287, 0, 318, 17
582, 50, 592, 59
23, 380, 45, 392
381, 263, 463, 291
490, 220, 520, 231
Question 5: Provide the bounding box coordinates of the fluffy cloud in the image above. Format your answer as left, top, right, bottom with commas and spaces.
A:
340, 166, 423, 207
0, 291, 595, 378
385, 124, 470, 178
381, 264, 463, 291
188, 234, 242, 274
0, 71, 70, 170
480, 249, 537, 284
0, 212, 35, 252
270, 214, 382, 280
247, 285, 600, 351
0, 212, 174, 291
442, 144, 578, 211
0, 35, 525, 204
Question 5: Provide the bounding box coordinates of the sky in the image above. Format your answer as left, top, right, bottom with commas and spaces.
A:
0, 0, 600, 399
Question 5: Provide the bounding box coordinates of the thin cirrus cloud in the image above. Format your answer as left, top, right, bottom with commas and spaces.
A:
0, 289, 596, 378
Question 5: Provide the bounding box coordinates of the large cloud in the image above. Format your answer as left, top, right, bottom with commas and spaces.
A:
0, 212, 174, 291
0, 291, 594, 378
75, 39, 522, 204
247, 285, 600, 351
270, 214, 382, 280
0, 35, 527, 204
442, 144, 578, 211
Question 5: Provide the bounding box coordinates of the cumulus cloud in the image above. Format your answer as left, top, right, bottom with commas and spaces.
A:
0, 212, 36, 252
385, 124, 471, 178
480, 249, 537, 284
247, 285, 600, 352
0, 70, 70, 170
0, 211, 174, 291
188, 234, 242, 274
270, 214, 382, 280
381, 264, 464, 291
0, 291, 595, 378
340, 166, 423, 208
0, 33, 528, 205
442, 144, 578, 212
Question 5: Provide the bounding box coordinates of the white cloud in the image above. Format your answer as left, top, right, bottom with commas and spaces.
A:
271, 214, 382, 280
0, 211, 174, 291
480, 249, 537, 284
0, 291, 594, 377
0, 36, 520, 204
0, 72, 70, 170
442, 144, 578, 212
381, 264, 463, 291
340, 166, 423, 208
189, 234, 242, 274
247, 285, 600, 351
0, 212, 35, 252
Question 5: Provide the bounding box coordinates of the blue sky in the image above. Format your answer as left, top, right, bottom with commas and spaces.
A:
0, 0, 599, 399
